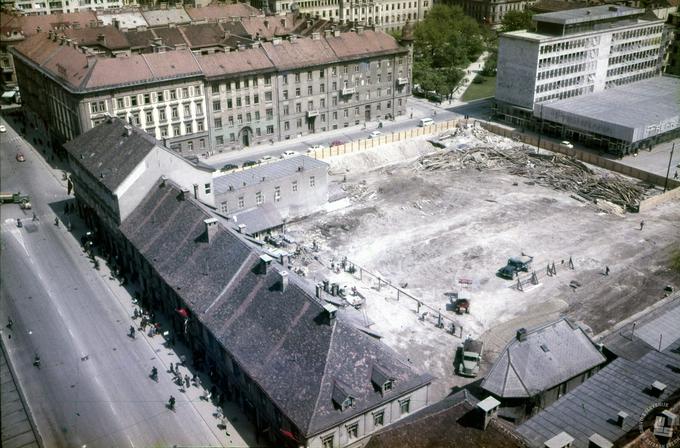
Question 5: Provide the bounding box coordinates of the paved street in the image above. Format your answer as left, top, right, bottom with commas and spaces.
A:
0, 116, 255, 447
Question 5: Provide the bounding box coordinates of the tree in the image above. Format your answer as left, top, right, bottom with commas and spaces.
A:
412, 5, 484, 96
500, 10, 534, 33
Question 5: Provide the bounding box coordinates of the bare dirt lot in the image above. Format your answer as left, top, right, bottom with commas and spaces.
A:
285, 127, 680, 400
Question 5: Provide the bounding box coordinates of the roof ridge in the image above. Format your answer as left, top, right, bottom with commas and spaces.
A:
177, 25, 191, 47
140, 52, 154, 78
507, 351, 532, 397
308, 318, 339, 433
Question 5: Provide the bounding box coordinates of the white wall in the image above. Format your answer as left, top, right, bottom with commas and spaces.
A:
496, 36, 540, 109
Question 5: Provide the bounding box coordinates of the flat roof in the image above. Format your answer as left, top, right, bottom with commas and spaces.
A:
537, 76, 680, 143
534, 5, 642, 25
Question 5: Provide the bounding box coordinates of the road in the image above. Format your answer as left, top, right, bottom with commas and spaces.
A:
205, 96, 493, 170
0, 116, 252, 447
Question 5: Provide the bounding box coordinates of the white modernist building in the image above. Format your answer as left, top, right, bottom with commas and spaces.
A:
494, 5, 674, 154
8, 0, 124, 15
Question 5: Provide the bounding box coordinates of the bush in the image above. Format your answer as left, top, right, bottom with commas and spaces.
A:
473, 75, 485, 84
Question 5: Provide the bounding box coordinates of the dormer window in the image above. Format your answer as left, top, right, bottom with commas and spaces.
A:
383, 380, 393, 392
371, 364, 395, 396
332, 380, 356, 412
341, 396, 354, 411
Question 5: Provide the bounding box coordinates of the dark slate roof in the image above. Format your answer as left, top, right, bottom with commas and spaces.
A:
213, 155, 328, 193
230, 203, 283, 235
63, 117, 157, 193
125, 29, 157, 50
517, 338, 680, 448
365, 391, 529, 448
482, 319, 606, 398
150, 26, 188, 47
119, 182, 432, 437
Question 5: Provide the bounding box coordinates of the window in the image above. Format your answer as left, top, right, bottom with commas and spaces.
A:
220, 201, 228, 214
255, 191, 263, 205
295, 87, 301, 97
199, 138, 205, 149
307, 85, 313, 95
266, 108, 273, 120
245, 96, 251, 106
159, 109, 167, 122
143, 93, 150, 105
274, 186, 281, 202
230, 133, 236, 142
266, 125, 274, 134
264, 75, 271, 85
295, 103, 302, 113
214, 118, 222, 128
284, 121, 290, 131
182, 87, 189, 98
320, 83, 325, 93
383, 380, 393, 392
227, 98, 233, 109
283, 74, 288, 85
196, 102, 203, 116
216, 135, 224, 145
197, 121, 204, 131
173, 124, 180, 135
295, 73, 301, 83
399, 398, 410, 415
346, 422, 358, 439
213, 100, 221, 111
292, 181, 298, 192
116, 98, 124, 109
309, 176, 315, 187
204, 183, 211, 194
307, 71, 313, 80
130, 96, 138, 107
170, 90, 177, 100
90, 101, 105, 113
265, 91, 272, 102
157, 91, 164, 102
322, 435, 334, 448
253, 94, 259, 104
236, 97, 242, 107
283, 106, 289, 116
184, 105, 190, 116
145, 111, 153, 123
172, 106, 179, 119
255, 111, 260, 121
238, 196, 244, 208
373, 410, 385, 427
187, 141, 193, 151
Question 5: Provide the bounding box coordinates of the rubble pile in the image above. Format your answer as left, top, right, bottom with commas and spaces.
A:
417, 145, 646, 209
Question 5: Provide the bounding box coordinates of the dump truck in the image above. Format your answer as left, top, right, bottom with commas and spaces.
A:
0, 192, 32, 209
457, 338, 483, 377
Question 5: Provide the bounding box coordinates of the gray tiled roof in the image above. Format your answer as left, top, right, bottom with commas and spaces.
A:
64, 117, 157, 193
119, 182, 431, 437
482, 319, 606, 398
213, 155, 328, 193
533, 5, 642, 24
230, 203, 283, 235
517, 338, 680, 447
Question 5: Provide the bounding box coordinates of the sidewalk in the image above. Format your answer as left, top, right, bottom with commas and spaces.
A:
450, 51, 491, 104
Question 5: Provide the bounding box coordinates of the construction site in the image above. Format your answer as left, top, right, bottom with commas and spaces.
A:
283, 124, 680, 400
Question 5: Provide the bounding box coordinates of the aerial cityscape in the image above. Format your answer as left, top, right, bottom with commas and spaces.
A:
0, 0, 678, 447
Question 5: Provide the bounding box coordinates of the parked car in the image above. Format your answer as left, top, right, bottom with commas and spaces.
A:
16, 152, 25, 162
309, 144, 326, 152
330, 140, 344, 147
369, 130, 382, 139
419, 118, 434, 127
242, 160, 257, 168
0, 124, 6, 133
280, 150, 299, 159
497, 255, 533, 280
561, 140, 574, 149
220, 164, 238, 172
457, 338, 483, 377
258, 155, 274, 164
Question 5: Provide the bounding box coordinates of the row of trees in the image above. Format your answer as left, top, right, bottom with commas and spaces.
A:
408, 5, 534, 98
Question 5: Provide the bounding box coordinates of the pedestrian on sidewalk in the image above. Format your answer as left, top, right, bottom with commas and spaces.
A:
170, 362, 174, 373
639, 220, 645, 231
605, 266, 610, 276
184, 374, 190, 388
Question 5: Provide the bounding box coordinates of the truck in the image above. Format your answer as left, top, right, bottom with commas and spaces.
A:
497, 255, 533, 279
0, 192, 32, 209
457, 338, 483, 377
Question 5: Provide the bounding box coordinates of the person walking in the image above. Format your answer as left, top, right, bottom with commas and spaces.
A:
639, 220, 645, 231
605, 266, 610, 276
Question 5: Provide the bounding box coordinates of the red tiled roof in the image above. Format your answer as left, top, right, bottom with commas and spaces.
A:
199, 47, 274, 78
241, 13, 302, 39
19, 11, 98, 36
325, 30, 403, 60
261, 38, 336, 70
62, 25, 130, 51
185, 4, 262, 21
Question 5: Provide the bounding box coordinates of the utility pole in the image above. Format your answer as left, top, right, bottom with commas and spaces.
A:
664, 143, 674, 193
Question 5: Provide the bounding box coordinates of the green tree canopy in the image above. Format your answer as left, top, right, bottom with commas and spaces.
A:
500, 10, 534, 33
412, 4, 484, 96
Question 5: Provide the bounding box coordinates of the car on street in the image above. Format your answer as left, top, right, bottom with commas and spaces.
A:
16, 152, 25, 162
309, 144, 326, 152
258, 155, 274, 164
0, 124, 6, 133
330, 140, 344, 147
457, 338, 483, 377
497, 255, 533, 279
280, 150, 300, 159
561, 140, 574, 149
242, 160, 257, 168
220, 163, 238, 172
369, 130, 382, 139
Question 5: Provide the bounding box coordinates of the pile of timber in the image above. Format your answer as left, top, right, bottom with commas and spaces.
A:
417, 146, 646, 209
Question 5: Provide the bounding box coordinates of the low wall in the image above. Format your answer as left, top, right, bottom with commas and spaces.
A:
639, 185, 680, 212
309, 119, 459, 160
481, 122, 680, 190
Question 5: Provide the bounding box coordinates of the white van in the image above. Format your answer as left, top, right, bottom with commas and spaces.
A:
419, 117, 434, 127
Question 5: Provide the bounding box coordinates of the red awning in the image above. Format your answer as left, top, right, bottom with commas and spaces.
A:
175, 308, 189, 318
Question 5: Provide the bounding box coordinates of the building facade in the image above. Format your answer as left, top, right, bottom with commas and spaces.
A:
495, 5, 668, 121
267, 0, 432, 32
448, 0, 535, 26
11, 27, 411, 157
8, 0, 123, 15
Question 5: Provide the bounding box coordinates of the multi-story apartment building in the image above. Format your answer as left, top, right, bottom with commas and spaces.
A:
8, 0, 123, 15
266, 0, 432, 31
448, 0, 535, 26
11, 27, 411, 156
495, 5, 668, 122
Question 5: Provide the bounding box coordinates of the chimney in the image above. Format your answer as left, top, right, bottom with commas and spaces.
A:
516, 328, 527, 342
259, 254, 273, 275
356, 26, 364, 34
311, 32, 320, 40
651, 380, 666, 397
180, 188, 191, 200
48, 30, 54, 40
86, 53, 96, 67
224, 31, 230, 39
264, 19, 269, 28
616, 411, 628, 427
281, 18, 287, 28
588, 434, 613, 448
476, 396, 500, 430
289, 35, 297, 43
238, 223, 246, 233
272, 37, 282, 46
123, 125, 132, 136
323, 303, 337, 325
160, 175, 167, 187
97, 33, 105, 44
306, 20, 313, 29
543, 432, 574, 448
204, 218, 218, 244
278, 269, 289, 292
315, 284, 322, 299
193, 183, 199, 199
333, 29, 341, 37
324, 29, 332, 38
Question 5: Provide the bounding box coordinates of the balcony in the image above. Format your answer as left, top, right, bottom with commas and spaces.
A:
397, 77, 408, 86
306, 110, 319, 118
341, 87, 355, 95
